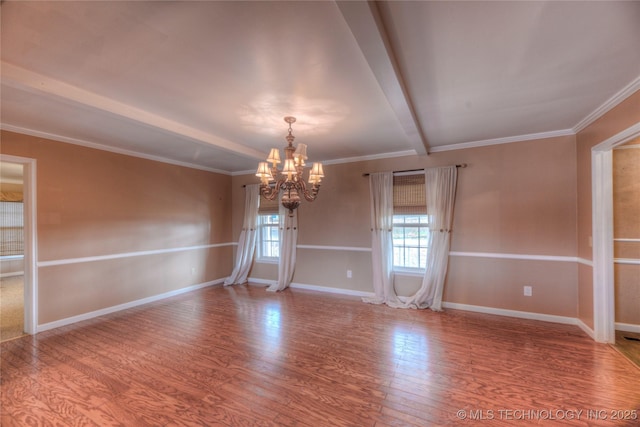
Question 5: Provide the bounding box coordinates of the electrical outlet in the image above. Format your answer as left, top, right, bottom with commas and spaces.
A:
524, 286, 532, 297
347, 270, 352, 279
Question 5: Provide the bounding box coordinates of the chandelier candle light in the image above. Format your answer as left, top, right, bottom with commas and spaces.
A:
256, 116, 324, 216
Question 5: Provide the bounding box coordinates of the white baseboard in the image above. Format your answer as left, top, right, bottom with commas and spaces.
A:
577, 319, 596, 339
246, 277, 273, 286
52, 274, 611, 340
247, 277, 374, 298
441, 302, 578, 325
290, 282, 374, 298
249, 280, 588, 330
616, 322, 640, 334
37, 278, 225, 333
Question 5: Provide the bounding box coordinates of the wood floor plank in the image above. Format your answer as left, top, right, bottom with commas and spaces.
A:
3, 284, 640, 426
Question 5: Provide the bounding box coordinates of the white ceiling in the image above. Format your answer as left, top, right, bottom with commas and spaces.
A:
2, 1, 639, 174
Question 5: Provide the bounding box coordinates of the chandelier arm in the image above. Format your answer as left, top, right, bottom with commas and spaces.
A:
261, 179, 284, 201
298, 179, 320, 202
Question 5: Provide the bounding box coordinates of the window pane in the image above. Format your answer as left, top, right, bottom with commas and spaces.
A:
392, 214, 428, 270
258, 214, 280, 258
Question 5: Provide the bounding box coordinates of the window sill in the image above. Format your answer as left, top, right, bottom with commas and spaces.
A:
393, 268, 425, 277
256, 257, 279, 265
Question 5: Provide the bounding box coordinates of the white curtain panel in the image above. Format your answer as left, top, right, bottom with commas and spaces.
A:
363, 172, 399, 305
402, 166, 458, 310
224, 184, 260, 286
267, 198, 298, 292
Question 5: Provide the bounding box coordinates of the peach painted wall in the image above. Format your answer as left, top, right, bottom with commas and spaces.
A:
232, 135, 580, 317
1, 130, 233, 325
613, 138, 640, 325
576, 89, 640, 329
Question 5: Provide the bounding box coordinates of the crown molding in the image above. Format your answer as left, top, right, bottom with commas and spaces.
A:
1, 61, 265, 162
428, 129, 575, 153
231, 149, 418, 176
573, 74, 640, 134
1, 124, 231, 175
322, 149, 417, 165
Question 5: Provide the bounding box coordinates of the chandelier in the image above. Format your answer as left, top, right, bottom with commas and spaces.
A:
255, 116, 324, 215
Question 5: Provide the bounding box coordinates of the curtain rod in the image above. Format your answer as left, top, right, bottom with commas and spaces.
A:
362, 163, 467, 177
243, 163, 468, 184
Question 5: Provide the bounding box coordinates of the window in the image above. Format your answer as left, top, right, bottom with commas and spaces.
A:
393, 214, 428, 269
257, 194, 280, 261
258, 213, 280, 260
392, 174, 428, 271
0, 201, 24, 258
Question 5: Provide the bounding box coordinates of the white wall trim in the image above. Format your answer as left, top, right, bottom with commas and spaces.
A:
247, 277, 274, 286
321, 150, 418, 166
247, 277, 375, 298
593, 122, 640, 151
1, 61, 266, 165
37, 278, 225, 333
441, 302, 578, 326
1, 124, 231, 176
292, 246, 591, 261
428, 129, 575, 153
573, 75, 640, 133
37, 242, 235, 267
232, 149, 418, 176
449, 251, 577, 263
248, 279, 599, 335
614, 258, 640, 265
592, 149, 616, 343
577, 319, 596, 340
577, 257, 594, 267
290, 282, 374, 298
616, 323, 640, 334
614, 238, 640, 242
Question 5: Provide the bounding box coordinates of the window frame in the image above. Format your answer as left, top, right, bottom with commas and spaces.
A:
256, 213, 280, 263
392, 213, 429, 273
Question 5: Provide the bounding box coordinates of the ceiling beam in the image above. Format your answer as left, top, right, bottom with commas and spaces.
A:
336, 0, 428, 155
1, 61, 267, 161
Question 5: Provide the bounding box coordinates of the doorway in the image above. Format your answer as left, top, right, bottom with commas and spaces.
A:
0, 155, 37, 339
592, 122, 640, 344
612, 137, 640, 367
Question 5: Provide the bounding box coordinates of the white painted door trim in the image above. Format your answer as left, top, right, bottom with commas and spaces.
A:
1, 154, 38, 335
591, 122, 640, 343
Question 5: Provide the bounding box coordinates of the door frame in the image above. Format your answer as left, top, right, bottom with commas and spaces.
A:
1, 154, 37, 335
591, 122, 640, 343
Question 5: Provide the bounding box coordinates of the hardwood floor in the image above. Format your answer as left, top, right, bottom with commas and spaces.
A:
615, 330, 640, 370
0, 275, 25, 342
2, 284, 639, 426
